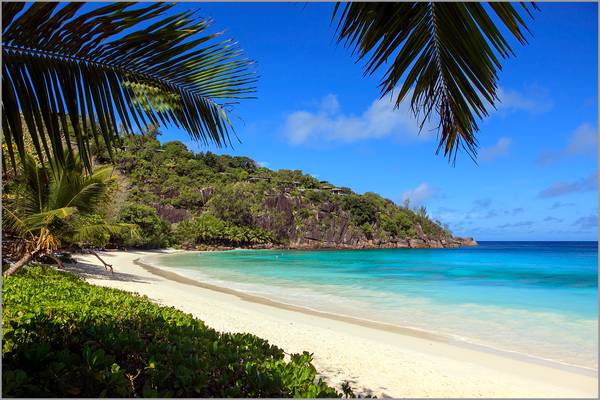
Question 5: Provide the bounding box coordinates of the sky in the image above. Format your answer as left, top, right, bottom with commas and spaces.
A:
138, 3, 597, 240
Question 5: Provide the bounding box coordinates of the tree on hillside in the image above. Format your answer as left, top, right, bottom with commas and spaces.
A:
333, 2, 537, 162
2, 2, 256, 171
2, 151, 135, 277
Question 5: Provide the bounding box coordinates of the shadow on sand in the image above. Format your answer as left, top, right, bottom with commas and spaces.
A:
63, 250, 169, 284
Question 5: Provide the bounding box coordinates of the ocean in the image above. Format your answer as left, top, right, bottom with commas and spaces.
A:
146, 241, 598, 370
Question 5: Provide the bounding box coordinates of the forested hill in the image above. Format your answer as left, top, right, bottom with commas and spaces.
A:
105, 130, 476, 250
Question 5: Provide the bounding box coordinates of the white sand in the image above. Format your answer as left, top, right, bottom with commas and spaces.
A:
66, 250, 597, 398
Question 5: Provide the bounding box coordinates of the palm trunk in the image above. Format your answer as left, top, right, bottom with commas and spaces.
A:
3, 250, 37, 277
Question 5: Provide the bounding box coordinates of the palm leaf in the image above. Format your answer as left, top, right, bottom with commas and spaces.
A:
22, 207, 78, 232
333, 2, 537, 162
2, 2, 256, 171
67, 222, 140, 245
2, 207, 32, 238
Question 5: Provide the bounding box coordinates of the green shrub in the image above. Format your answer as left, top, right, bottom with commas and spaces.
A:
2, 266, 340, 398
208, 184, 257, 226
172, 214, 274, 247
381, 211, 417, 238
341, 195, 378, 227
115, 203, 171, 248
359, 223, 374, 240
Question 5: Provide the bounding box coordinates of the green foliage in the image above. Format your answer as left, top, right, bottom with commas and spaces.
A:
333, 2, 536, 161
70, 214, 111, 248
208, 184, 258, 227
173, 215, 274, 247
109, 134, 453, 247
360, 223, 374, 240
381, 212, 417, 238
115, 204, 171, 249
2, 2, 255, 172
2, 150, 132, 276
2, 266, 340, 398
342, 195, 378, 226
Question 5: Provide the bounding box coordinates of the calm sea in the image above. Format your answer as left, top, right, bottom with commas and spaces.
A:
147, 241, 598, 370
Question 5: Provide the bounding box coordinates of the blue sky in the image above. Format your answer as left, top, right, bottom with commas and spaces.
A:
154, 3, 597, 241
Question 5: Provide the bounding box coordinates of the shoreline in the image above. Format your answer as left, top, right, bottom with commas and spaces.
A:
136, 255, 597, 377
67, 249, 598, 398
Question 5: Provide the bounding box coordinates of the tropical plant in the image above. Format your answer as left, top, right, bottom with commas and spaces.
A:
2, 2, 255, 171
172, 214, 275, 248
333, 2, 537, 161
3, 266, 340, 397
2, 151, 132, 277
115, 203, 171, 249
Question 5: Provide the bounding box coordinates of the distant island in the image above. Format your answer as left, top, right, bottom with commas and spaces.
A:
102, 129, 477, 252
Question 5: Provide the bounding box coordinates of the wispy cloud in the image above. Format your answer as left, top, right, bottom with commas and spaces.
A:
538, 123, 598, 165
498, 220, 534, 229
550, 201, 574, 210
402, 182, 436, 206
544, 216, 563, 223
537, 172, 597, 198
257, 161, 270, 168
479, 137, 512, 162
282, 93, 431, 146
494, 86, 553, 115
473, 198, 492, 209
509, 207, 524, 216
573, 214, 598, 230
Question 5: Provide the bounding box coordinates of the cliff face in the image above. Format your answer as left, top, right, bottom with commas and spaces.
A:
254, 191, 477, 250
116, 133, 477, 250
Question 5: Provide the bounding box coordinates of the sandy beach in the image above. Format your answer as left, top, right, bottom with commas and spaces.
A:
66, 249, 598, 398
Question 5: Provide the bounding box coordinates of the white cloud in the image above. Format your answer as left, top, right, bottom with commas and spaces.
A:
538, 123, 598, 165
283, 93, 431, 146
402, 182, 435, 207
479, 137, 512, 162
257, 161, 270, 168
494, 86, 553, 114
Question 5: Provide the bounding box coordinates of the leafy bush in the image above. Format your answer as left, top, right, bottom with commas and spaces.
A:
173, 214, 274, 247
381, 211, 417, 238
115, 203, 171, 248
208, 184, 257, 226
2, 266, 340, 398
341, 194, 378, 226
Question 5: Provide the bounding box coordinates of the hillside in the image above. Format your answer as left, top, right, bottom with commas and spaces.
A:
106, 129, 476, 250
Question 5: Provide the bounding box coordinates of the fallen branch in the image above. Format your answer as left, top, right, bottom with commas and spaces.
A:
88, 250, 113, 274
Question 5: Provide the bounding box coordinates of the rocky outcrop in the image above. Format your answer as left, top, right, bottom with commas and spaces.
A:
251, 192, 477, 250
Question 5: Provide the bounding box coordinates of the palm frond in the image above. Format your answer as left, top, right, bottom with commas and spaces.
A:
67, 222, 139, 245
333, 2, 537, 162
2, 2, 256, 171
22, 207, 78, 232
2, 207, 32, 238
19, 153, 49, 215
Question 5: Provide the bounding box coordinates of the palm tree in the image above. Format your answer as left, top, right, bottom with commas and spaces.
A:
2, 3, 256, 172
332, 2, 537, 162
2, 151, 133, 277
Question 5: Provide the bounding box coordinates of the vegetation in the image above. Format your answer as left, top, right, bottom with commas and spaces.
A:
2, 2, 255, 172
110, 131, 452, 248
2, 2, 538, 173
115, 204, 171, 249
2, 266, 340, 398
173, 215, 275, 248
332, 2, 536, 161
2, 150, 133, 276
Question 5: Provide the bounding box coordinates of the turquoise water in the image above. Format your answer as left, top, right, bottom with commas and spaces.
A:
148, 242, 598, 369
